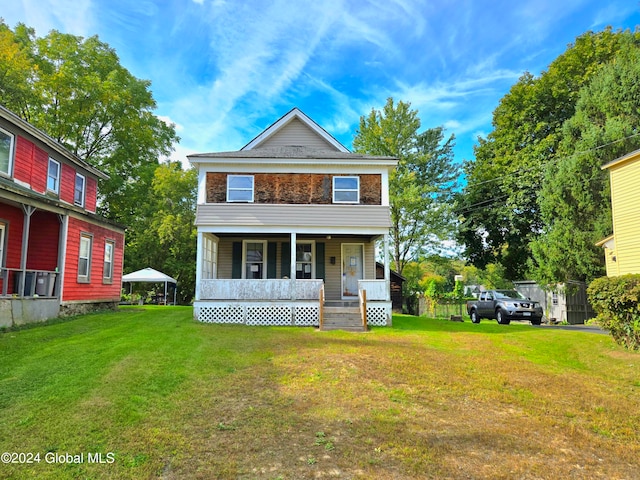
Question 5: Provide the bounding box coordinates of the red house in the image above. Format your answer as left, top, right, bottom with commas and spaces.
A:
0, 105, 125, 327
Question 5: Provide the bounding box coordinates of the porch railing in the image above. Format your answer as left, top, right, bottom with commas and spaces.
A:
199, 278, 324, 301
0, 268, 59, 298
357, 280, 388, 301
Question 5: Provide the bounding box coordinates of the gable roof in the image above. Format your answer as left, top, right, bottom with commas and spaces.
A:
0, 104, 109, 180
601, 148, 640, 171
241, 108, 350, 152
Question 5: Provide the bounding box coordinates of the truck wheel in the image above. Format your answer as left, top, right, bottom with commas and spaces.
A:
496, 308, 511, 325
531, 317, 542, 326
470, 309, 480, 324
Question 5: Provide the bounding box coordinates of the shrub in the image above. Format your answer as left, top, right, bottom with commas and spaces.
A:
587, 275, 640, 351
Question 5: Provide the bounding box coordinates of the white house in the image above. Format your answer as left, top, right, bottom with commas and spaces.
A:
188, 108, 397, 329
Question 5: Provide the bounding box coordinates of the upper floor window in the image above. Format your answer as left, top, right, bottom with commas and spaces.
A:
74, 173, 86, 207
0, 128, 15, 176
47, 158, 60, 194
333, 176, 359, 203
78, 233, 92, 283
227, 175, 254, 202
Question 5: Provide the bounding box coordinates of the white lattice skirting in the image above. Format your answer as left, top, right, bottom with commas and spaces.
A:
366, 304, 391, 326
194, 301, 390, 327
195, 302, 320, 326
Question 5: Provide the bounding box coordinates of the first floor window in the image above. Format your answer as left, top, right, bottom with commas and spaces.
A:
243, 240, 266, 279
0, 128, 15, 176
74, 173, 86, 207
103, 240, 115, 282
296, 242, 314, 279
0, 223, 5, 268
47, 158, 60, 193
78, 233, 92, 282
333, 176, 359, 203
227, 175, 254, 202
203, 235, 218, 279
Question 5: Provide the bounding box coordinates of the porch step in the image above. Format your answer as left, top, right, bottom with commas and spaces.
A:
320, 306, 367, 332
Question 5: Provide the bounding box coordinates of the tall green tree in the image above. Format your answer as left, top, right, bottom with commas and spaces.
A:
456, 28, 640, 280
353, 98, 459, 275
126, 162, 197, 304
531, 41, 640, 283
0, 21, 179, 225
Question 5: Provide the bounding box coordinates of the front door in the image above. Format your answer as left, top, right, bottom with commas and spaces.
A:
342, 243, 363, 298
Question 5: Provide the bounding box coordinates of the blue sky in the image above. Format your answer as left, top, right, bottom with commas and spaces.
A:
3, 0, 640, 167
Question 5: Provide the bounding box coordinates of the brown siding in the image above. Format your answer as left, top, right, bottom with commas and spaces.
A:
206, 173, 381, 205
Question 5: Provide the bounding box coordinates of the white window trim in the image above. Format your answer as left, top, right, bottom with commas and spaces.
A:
103, 239, 115, 283
47, 157, 61, 194
241, 239, 267, 279
74, 173, 86, 207
295, 240, 315, 279
333, 176, 360, 203
0, 126, 15, 177
78, 233, 93, 283
0, 223, 6, 268
202, 234, 218, 280
227, 174, 255, 202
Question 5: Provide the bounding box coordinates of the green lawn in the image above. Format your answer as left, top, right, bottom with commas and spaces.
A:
0, 307, 638, 479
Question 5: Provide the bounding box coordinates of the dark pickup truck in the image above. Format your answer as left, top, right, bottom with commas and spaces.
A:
466, 290, 543, 325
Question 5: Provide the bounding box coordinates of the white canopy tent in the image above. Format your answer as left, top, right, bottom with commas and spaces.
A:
122, 267, 177, 305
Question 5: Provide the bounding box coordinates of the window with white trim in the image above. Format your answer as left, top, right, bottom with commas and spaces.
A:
227, 175, 254, 202
296, 241, 315, 279
78, 233, 92, 282
103, 240, 115, 283
243, 240, 266, 279
0, 223, 6, 269
0, 127, 15, 176
202, 235, 218, 279
74, 173, 86, 207
333, 176, 359, 203
47, 158, 60, 193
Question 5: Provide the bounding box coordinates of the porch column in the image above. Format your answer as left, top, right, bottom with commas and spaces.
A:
290, 232, 297, 300
18, 205, 36, 296
384, 234, 391, 301
56, 214, 69, 301
195, 230, 204, 301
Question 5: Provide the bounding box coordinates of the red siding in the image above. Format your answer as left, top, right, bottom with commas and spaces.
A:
0, 203, 25, 295
85, 177, 97, 213
32, 147, 48, 194
12, 136, 48, 194
13, 136, 35, 185
63, 217, 124, 302
26, 210, 60, 270
60, 163, 76, 204
0, 203, 25, 269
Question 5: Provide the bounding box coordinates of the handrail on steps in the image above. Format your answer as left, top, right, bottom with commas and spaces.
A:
359, 289, 367, 330
319, 284, 325, 329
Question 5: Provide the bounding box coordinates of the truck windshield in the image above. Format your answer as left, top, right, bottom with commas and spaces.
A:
494, 290, 526, 300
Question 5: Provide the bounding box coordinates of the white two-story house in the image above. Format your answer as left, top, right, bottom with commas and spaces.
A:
189, 108, 397, 329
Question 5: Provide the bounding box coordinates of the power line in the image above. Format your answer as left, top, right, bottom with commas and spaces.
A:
456, 131, 640, 216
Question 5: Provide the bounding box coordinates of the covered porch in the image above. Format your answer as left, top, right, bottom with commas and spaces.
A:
193, 231, 392, 327
0, 195, 66, 327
